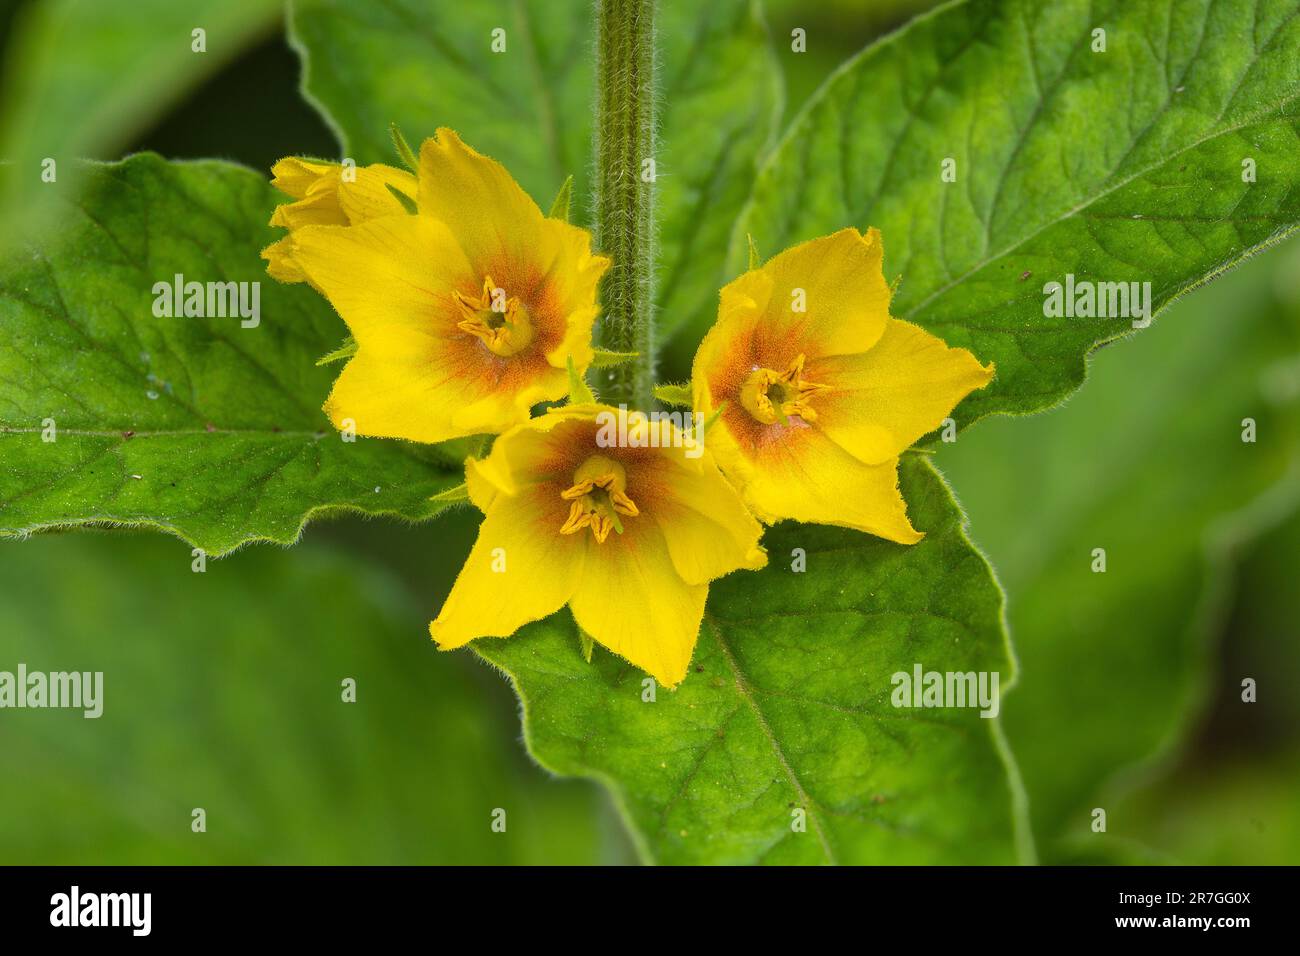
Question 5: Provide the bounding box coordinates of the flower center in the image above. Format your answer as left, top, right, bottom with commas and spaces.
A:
558, 454, 639, 544
454, 274, 534, 357
738, 353, 827, 425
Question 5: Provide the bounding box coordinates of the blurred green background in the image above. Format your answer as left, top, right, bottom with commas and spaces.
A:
1, 0, 1296, 864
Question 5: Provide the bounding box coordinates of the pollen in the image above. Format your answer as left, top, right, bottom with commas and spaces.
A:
738, 353, 828, 425
559, 454, 639, 543
454, 274, 535, 357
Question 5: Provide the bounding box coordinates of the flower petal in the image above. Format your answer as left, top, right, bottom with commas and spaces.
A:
810, 319, 995, 464
269, 157, 338, 199
417, 128, 545, 265
465, 404, 605, 503
322, 330, 568, 442
322, 349, 462, 443
450, 365, 568, 434
287, 214, 472, 357
293, 214, 568, 442
568, 523, 707, 687
430, 487, 584, 649
270, 189, 348, 230
464, 456, 500, 513
649, 448, 767, 586
739, 226, 891, 364
542, 294, 602, 372
734, 424, 922, 543
260, 236, 307, 283
415, 131, 606, 373
694, 229, 891, 432
269, 158, 415, 228
335, 165, 418, 223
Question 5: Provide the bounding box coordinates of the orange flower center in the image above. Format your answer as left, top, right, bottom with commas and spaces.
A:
558, 455, 639, 544
738, 353, 827, 425
454, 274, 534, 357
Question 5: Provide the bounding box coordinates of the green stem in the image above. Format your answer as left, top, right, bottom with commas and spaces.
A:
593, 0, 656, 410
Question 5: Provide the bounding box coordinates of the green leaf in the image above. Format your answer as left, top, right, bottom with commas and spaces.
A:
652, 1, 782, 343
731, 0, 1300, 426
289, 0, 780, 343
315, 335, 357, 366
1099, 508, 1300, 865
0, 531, 615, 864
1094, 754, 1300, 865
430, 483, 470, 504
0, 0, 281, 230
0, 154, 463, 555
289, 0, 593, 210
476, 456, 1029, 864
548, 174, 573, 221
938, 241, 1300, 860
652, 382, 693, 407
747, 232, 762, 271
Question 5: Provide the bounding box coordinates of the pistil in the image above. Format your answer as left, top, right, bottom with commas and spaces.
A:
454, 275, 534, 357
738, 353, 827, 425
559, 454, 639, 543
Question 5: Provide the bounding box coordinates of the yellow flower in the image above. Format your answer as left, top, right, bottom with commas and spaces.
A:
265, 130, 610, 444
692, 228, 994, 542
260, 157, 416, 283
430, 404, 766, 686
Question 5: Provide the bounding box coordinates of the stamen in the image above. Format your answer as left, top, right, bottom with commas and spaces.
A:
455, 274, 534, 357
558, 455, 638, 543
739, 353, 828, 425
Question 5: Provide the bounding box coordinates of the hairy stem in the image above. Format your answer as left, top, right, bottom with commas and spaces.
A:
593, 0, 656, 410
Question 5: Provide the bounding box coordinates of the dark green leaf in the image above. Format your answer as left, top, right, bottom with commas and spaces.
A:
0, 0, 281, 230
0, 154, 462, 555
289, 0, 781, 344
0, 531, 613, 863
430, 483, 470, 504
653, 0, 782, 343
733, 0, 1300, 425
938, 242, 1300, 859
476, 456, 1028, 864
1098, 507, 1300, 865
289, 0, 593, 210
